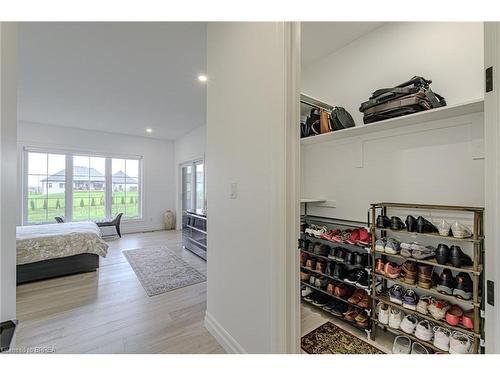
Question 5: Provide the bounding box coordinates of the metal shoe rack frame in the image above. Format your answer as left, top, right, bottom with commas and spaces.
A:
369, 202, 484, 354
300, 214, 373, 340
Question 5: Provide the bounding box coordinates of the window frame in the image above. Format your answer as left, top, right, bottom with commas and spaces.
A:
22, 147, 143, 225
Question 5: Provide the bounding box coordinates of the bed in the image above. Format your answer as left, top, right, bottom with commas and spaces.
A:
16, 221, 109, 284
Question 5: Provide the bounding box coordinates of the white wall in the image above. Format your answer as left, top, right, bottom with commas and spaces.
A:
302, 22, 484, 126
205, 22, 296, 353
17, 122, 175, 234
301, 22, 485, 222
174, 125, 206, 229
0, 23, 18, 324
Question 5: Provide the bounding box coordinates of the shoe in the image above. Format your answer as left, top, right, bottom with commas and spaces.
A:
345, 229, 360, 245
449, 331, 472, 354
304, 290, 318, 302
388, 307, 404, 329
400, 242, 413, 257
332, 263, 347, 280
315, 260, 326, 274
402, 289, 419, 310
355, 271, 369, 289
357, 291, 371, 308
411, 342, 429, 354
300, 271, 310, 282
323, 299, 338, 312
315, 276, 328, 290
405, 215, 417, 232
416, 296, 432, 315
333, 247, 345, 262
347, 288, 365, 305
306, 241, 315, 253
305, 258, 316, 271
326, 282, 336, 295
344, 251, 357, 266
334, 283, 353, 299
384, 262, 401, 279
385, 238, 400, 254
300, 251, 307, 267
375, 258, 385, 275
331, 301, 349, 317
417, 264, 433, 289
354, 252, 369, 268
436, 243, 450, 265
355, 311, 370, 328
451, 221, 472, 239
389, 285, 404, 305
416, 216, 438, 233
436, 269, 455, 295
414, 320, 434, 342
437, 219, 451, 237
327, 247, 337, 260
445, 304, 464, 326
411, 244, 435, 260
462, 310, 474, 330
400, 314, 419, 334
357, 228, 371, 246
377, 302, 389, 325
376, 215, 391, 228
433, 326, 451, 352
311, 225, 327, 238
344, 268, 366, 285
312, 243, 322, 255
453, 272, 473, 300
317, 244, 330, 257
311, 293, 330, 307
325, 261, 335, 276
375, 238, 386, 252
449, 245, 472, 268
428, 298, 450, 320
343, 307, 359, 321
392, 336, 411, 354
301, 286, 313, 298
390, 216, 405, 231
401, 260, 417, 285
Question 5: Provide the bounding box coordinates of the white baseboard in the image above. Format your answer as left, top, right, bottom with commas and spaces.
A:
204, 311, 247, 354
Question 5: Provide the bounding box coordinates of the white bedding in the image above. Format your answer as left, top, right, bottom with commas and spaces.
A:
16, 221, 109, 265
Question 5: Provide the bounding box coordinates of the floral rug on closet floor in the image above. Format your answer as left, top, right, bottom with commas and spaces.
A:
301, 322, 384, 354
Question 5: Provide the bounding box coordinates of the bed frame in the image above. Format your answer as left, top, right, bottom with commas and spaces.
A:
17, 253, 99, 284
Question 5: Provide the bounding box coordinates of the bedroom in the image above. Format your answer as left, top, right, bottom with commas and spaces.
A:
2, 22, 214, 353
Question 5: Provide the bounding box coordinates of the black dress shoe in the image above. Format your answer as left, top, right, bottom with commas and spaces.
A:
376, 215, 391, 228
453, 272, 473, 300
435, 243, 450, 265
405, 215, 417, 232
317, 244, 331, 257
416, 216, 438, 233
449, 245, 472, 268
390, 216, 405, 231
334, 247, 345, 262
354, 252, 369, 268
436, 268, 456, 295
344, 251, 357, 266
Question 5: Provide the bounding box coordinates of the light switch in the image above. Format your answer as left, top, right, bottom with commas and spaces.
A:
230, 182, 238, 199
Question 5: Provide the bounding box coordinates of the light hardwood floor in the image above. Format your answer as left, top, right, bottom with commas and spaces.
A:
14, 230, 224, 354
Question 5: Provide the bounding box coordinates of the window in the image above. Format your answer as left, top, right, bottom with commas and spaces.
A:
112, 158, 140, 218
26, 152, 66, 224
24, 150, 142, 224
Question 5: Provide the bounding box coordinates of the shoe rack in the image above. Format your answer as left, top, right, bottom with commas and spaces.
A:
300, 215, 373, 339
369, 202, 484, 354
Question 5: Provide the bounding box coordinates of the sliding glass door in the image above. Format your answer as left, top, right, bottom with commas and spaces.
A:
181, 159, 205, 213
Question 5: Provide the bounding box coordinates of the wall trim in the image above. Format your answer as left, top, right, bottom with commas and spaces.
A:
204, 311, 247, 354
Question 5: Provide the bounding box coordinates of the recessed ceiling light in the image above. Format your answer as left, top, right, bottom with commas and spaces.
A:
198, 75, 208, 82
145, 128, 153, 133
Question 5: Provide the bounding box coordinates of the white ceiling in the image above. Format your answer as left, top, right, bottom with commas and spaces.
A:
18, 22, 207, 140
301, 22, 386, 67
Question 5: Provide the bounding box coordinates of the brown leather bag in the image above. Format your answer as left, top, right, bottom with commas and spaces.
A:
319, 110, 331, 134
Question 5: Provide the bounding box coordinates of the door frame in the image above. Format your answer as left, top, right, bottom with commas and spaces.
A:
176, 157, 205, 230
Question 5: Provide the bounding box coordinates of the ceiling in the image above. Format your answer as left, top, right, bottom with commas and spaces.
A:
18, 22, 207, 140
301, 22, 386, 67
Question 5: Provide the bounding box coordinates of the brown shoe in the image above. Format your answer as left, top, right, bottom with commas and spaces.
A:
347, 289, 365, 304
305, 259, 316, 270
402, 260, 417, 285
355, 311, 369, 327
384, 262, 401, 279
418, 264, 433, 289
334, 283, 353, 298
300, 252, 307, 267
300, 271, 310, 282
326, 282, 337, 295
343, 307, 359, 321
315, 261, 326, 274
375, 258, 385, 275
357, 292, 371, 309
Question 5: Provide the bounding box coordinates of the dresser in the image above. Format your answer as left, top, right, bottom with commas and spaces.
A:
182, 209, 207, 260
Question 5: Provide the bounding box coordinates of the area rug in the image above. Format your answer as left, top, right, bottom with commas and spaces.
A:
301, 322, 384, 354
123, 246, 206, 297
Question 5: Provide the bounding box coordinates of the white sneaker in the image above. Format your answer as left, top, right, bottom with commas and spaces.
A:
301, 287, 313, 298
377, 302, 389, 325
375, 238, 386, 252
392, 336, 411, 354
416, 296, 432, 315
414, 320, 434, 342
449, 331, 472, 354
451, 221, 472, 239
433, 326, 451, 352
437, 219, 451, 237
400, 314, 419, 334
411, 342, 430, 354
388, 307, 404, 329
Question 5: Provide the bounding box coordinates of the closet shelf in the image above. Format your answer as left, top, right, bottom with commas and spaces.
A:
301, 98, 484, 145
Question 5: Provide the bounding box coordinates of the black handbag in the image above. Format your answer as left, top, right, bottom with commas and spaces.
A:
329, 107, 355, 131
